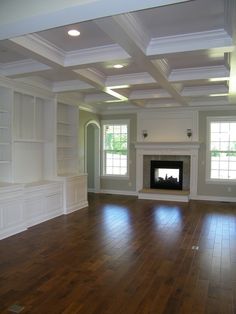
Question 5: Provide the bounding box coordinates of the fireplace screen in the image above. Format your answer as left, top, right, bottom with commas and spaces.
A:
150, 160, 183, 190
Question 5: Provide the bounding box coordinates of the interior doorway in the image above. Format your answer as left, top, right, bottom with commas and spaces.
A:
85, 120, 100, 193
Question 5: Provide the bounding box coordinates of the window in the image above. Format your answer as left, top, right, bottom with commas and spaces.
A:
207, 117, 236, 181
102, 121, 129, 176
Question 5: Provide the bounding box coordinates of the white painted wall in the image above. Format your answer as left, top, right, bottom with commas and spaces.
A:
137, 110, 198, 142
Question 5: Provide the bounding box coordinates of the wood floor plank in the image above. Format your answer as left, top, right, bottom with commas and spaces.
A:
0, 194, 236, 313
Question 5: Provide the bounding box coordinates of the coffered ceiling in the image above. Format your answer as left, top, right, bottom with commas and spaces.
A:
0, 0, 235, 113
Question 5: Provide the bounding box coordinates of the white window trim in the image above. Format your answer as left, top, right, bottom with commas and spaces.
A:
101, 119, 130, 179
206, 116, 236, 184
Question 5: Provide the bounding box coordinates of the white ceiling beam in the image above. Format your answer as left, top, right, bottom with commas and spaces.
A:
74, 67, 145, 107
0, 0, 191, 40
9, 35, 64, 67
95, 14, 189, 106
0, 59, 51, 77
74, 68, 106, 89
129, 89, 171, 100
65, 44, 130, 67
182, 85, 228, 97
106, 73, 155, 86
190, 97, 229, 107
169, 65, 230, 82
53, 80, 93, 93
147, 29, 233, 56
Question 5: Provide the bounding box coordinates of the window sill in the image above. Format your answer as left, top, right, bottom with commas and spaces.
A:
101, 175, 129, 180
206, 178, 236, 185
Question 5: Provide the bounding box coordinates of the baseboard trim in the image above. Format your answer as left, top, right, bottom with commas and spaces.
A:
88, 188, 95, 193
191, 195, 236, 203
0, 224, 27, 240
100, 189, 137, 196
64, 201, 88, 214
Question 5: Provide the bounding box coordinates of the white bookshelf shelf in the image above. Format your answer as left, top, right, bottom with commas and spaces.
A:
57, 133, 75, 137
57, 121, 72, 125
14, 138, 46, 143
57, 101, 78, 176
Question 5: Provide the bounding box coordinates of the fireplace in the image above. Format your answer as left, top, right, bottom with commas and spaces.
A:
150, 160, 183, 190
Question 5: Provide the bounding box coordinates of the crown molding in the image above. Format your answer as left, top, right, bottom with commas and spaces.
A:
14, 76, 53, 92
147, 29, 234, 56
79, 104, 100, 114
0, 59, 51, 77
84, 93, 113, 103
10, 34, 65, 66
182, 85, 228, 97
129, 89, 171, 100
189, 97, 230, 107
169, 65, 230, 82
56, 93, 83, 106
52, 80, 93, 92
106, 66, 230, 87
10, 34, 131, 69
65, 44, 130, 67
74, 68, 106, 88
106, 72, 155, 86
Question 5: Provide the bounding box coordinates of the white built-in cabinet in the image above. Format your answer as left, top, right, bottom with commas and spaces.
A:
0, 80, 88, 240
13, 92, 55, 183
57, 102, 78, 176
56, 101, 88, 214
0, 86, 12, 183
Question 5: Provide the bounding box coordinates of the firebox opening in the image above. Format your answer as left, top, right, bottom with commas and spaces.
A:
150, 160, 183, 190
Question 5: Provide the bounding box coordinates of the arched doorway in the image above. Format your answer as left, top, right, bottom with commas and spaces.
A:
85, 120, 100, 193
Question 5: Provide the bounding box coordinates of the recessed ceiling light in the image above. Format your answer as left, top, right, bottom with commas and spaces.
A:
113, 64, 124, 69
68, 29, 80, 37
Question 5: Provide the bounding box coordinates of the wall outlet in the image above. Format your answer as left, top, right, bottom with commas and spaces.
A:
128, 182, 132, 187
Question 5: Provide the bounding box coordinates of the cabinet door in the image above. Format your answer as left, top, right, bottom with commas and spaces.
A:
0, 198, 25, 240
24, 195, 45, 226
46, 191, 63, 215
2, 199, 23, 228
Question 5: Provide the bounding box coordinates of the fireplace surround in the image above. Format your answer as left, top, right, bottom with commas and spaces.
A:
135, 142, 200, 202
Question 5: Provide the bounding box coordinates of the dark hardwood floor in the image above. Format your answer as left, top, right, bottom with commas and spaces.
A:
1, 194, 236, 314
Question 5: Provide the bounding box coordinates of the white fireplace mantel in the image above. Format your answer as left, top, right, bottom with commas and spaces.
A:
135, 141, 201, 201
135, 141, 200, 150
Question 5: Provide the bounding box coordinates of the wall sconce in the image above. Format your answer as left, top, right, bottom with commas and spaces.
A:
142, 130, 148, 139
187, 128, 192, 138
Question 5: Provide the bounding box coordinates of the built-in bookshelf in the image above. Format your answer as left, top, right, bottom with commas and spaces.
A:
13, 92, 55, 183
0, 79, 87, 240
57, 102, 78, 176
0, 86, 12, 182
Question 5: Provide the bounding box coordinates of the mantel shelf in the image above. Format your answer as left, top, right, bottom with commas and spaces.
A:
135, 141, 201, 150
